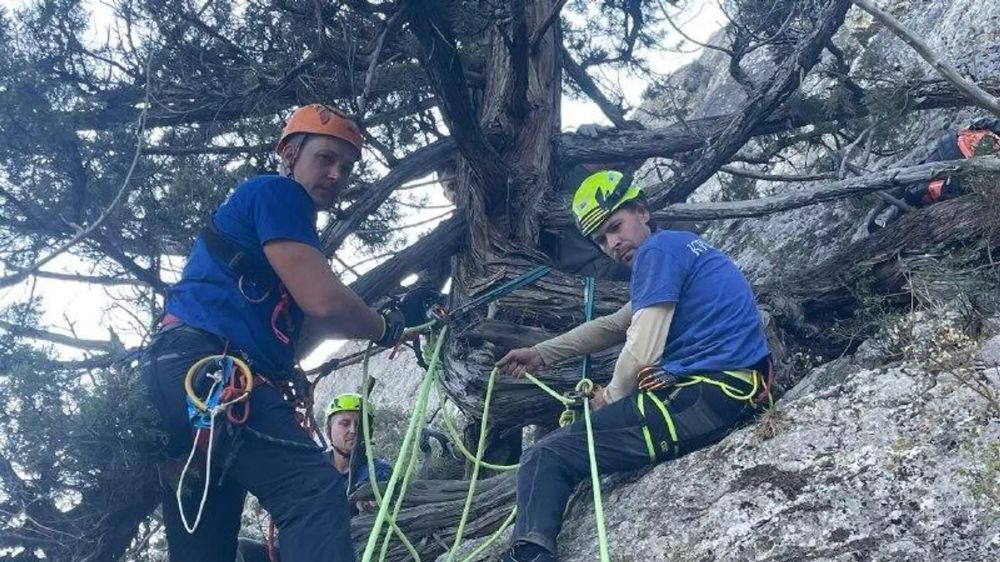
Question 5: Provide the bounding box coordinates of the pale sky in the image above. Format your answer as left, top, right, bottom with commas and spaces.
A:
0, 0, 725, 366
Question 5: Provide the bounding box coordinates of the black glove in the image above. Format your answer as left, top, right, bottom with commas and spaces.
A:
399, 286, 444, 327
373, 306, 406, 347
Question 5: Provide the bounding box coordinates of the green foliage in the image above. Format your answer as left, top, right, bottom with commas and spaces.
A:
0, 308, 164, 560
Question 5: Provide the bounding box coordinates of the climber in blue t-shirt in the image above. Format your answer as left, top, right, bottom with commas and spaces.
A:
630, 230, 769, 377
320, 393, 393, 504
495, 170, 772, 562
140, 104, 421, 562
235, 392, 393, 562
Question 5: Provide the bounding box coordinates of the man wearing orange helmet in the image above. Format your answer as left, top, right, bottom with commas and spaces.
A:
140, 104, 413, 562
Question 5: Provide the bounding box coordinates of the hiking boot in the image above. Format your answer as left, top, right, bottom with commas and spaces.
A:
498, 542, 558, 562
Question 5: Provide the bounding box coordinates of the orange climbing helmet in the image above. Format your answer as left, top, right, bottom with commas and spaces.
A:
275, 104, 364, 156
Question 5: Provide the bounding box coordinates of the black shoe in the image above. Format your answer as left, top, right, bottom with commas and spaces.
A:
499, 543, 558, 562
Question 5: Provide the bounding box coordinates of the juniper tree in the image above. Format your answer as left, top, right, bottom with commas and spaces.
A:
6, 1, 1000, 560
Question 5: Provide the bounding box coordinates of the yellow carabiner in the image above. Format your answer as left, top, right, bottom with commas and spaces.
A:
183, 354, 254, 411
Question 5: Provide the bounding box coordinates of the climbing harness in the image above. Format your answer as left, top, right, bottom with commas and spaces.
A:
635, 365, 773, 462
171, 329, 324, 546
200, 221, 299, 346
176, 354, 254, 533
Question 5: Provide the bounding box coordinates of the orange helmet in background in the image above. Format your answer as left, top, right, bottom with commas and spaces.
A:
275, 104, 364, 156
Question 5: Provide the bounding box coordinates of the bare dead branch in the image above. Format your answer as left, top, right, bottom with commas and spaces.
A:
543, 157, 999, 228
358, 9, 407, 112
0, 319, 115, 352
651, 157, 1000, 221
560, 45, 633, 129
841, 159, 916, 212
648, 0, 853, 208
350, 214, 466, 302
556, 78, 1000, 165
318, 138, 457, 254
28, 270, 145, 287
88, 233, 169, 295
144, 143, 270, 156
719, 166, 838, 182
657, 0, 732, 56
353, 210, 453, 235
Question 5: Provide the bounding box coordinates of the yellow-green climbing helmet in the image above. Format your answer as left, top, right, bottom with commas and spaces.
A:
325, 392, 363, 419
571, 170, 643, 236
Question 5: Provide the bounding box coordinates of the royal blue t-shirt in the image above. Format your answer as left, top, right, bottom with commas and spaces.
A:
166, 175, 320, 374
345, 455, 393, 489
629, 230, 769, 376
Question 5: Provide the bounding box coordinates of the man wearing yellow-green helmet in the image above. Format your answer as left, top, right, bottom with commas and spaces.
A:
496, 170, 772, 562
323, 392, 392, 498
237, 393, 391, 562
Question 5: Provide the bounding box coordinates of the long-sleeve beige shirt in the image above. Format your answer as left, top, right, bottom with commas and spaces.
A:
533, 301, 675, 403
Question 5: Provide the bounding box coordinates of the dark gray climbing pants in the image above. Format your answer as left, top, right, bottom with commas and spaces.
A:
140, 325, 354, 562
512, 368, 767, 555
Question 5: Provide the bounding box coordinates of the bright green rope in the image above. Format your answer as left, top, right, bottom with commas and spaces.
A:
378, 353, 437, 561
360, 345, 422, 561
377, 405, 428, 560
361, 325, 449, 562
446, 366, 499, 562
434, 379, 519, 471
522, 372, 575, 405
458, 506, 517, 562
582, 388, 610, 562
580, 276, 610, 562
357, 267, 616, 561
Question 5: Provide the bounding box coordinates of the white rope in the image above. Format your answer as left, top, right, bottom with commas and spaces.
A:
176, 380, 221, 534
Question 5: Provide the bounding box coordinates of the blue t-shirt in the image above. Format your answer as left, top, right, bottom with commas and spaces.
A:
629, 230, 769, 376
166, 175, 320, 374
347, 456, 393, 489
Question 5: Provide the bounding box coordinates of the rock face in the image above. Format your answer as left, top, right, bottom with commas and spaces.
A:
638, 0, 1000, 285
346, 4, 1000, 560
313, 339, 441, 416
557, 361, 1000, 561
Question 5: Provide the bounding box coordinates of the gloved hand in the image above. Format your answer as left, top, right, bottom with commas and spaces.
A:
373, 306, 406, 347
399, 285, 444, 327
